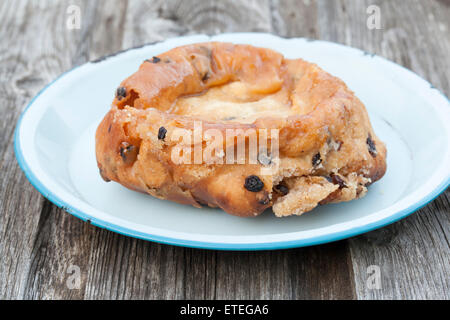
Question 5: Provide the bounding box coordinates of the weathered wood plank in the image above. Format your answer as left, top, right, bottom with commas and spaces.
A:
0, 0, 77, 299
15, 0, 142, 300
312, 0, 450, 300
0, 0, 106, 300
215, 242, 355, 299
273, 0, 319, 38
350, 190, 450, 299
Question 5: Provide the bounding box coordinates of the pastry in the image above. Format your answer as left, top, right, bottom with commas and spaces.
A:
95, 42, 386, 217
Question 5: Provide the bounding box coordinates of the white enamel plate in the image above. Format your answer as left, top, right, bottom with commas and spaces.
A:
15, 33, 450, 250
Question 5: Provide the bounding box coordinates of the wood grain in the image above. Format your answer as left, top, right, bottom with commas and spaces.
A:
310, 0, 450, 300
0, 0, 448, 300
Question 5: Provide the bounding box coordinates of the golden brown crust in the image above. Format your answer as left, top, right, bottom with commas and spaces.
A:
95, 42, 387, 217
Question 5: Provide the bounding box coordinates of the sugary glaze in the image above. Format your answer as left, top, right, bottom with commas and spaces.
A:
96, 42, 387, 217
170, 81, 298, 123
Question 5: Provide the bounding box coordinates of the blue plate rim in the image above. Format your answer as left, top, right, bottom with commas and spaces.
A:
14, 34, 450, 251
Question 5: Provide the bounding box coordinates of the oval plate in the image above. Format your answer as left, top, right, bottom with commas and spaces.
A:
15, 33, 450, 250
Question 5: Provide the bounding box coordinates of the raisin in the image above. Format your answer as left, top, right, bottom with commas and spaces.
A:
158, 127, 167, 140
244, 175, 264, 192
331, 174, 347, 189
202, 72, 210, 81
273, 184, 289, 196
312, 152, 322, 167
116, 87, 126, 100
366, 134, 377, 157
119, 142, 138, 164
145, 56, 161, 63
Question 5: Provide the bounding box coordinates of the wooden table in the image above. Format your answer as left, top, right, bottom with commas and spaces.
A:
1, 0, 449, 300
